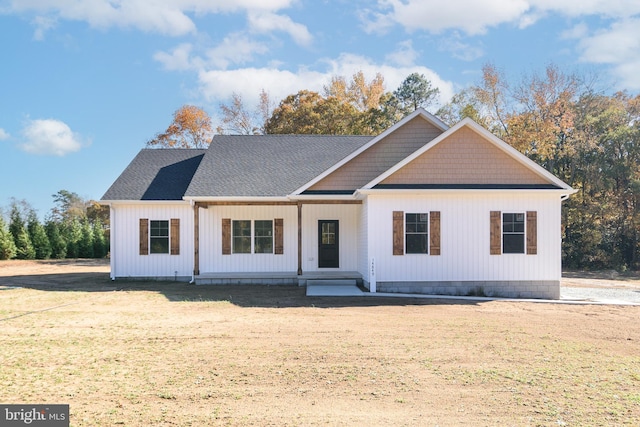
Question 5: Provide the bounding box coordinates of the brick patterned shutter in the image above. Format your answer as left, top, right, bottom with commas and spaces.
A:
139, 218, 149, 255
393, 211, 404, 255
222, 218, 231, 255
526, 211, 537, 255
274, 218, 284, 255
429, 211, 441, 255
490, 211, 501, 255
170, 218, 180, 255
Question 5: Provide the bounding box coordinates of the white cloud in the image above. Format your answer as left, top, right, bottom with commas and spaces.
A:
0, 128, 9, 140
196, 53, 455, 111
361, 0, 640, 35
247, 11, 313, 47
20, 119, 86, 156
7, 0, 299, 38
576, 18, 640, 90
385, 40, 419, 67
205, 33, 270, 69
437, 32, 484, 62
361, 0, 531, 35
153, 43, 198, 71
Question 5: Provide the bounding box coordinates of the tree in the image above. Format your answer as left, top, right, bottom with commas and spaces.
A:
393, 72, 440, 115
50, 190, 86, 223
472, 63, 511, 136
28, 211, 51, 260
323, 71, 386, 112
0, 214, 16, 260
64, 217, 83, 258
78, 218, 94, 258
265, 90, 362, 135
45, 220, 67, 259
147, 105, 213, 148
436, 88, 490, 127
92, 219, 108, 258
9, 204, 35, 260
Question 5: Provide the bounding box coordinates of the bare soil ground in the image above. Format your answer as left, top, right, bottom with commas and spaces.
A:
1, 260, 639, 426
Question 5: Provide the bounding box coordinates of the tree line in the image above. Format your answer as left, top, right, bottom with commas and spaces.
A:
0, 190, 109, 260
144, 66, 639, 271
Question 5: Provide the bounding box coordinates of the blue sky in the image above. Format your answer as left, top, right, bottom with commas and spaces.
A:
1, 0, 640, 219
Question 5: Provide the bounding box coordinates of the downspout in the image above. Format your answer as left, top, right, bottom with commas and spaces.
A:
109, 204, 116, 281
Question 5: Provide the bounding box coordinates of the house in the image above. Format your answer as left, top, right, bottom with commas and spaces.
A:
101, 109, 576, 299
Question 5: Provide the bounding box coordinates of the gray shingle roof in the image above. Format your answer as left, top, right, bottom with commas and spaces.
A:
184, 135, 372, 197
101, 149, 206, 201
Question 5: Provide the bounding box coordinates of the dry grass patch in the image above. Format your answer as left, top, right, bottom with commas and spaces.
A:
1, 260, 639, 425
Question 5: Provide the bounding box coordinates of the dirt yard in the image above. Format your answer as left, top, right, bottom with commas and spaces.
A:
1, 260, 639, 426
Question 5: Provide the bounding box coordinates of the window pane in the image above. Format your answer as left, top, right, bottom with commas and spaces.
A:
405, 213, 428, 254
254, 220, 273, 254
406, 234, 427, 254
503, 213, 525, 253
322, 223, 335, 245
150, 220, 169, 253
503, 234, 524, 253
232, 220, 251, 253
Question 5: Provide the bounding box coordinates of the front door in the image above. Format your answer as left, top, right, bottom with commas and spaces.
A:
318, 220, 339, 268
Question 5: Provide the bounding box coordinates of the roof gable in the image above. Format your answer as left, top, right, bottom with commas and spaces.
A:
297, 109, 448, 194
365, 118, 572, 190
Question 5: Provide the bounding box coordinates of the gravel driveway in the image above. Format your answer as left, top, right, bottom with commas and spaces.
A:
561, 271, 640, 304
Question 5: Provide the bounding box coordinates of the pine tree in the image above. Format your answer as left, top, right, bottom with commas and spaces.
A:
0, 215, 16, 260
45, 220, 67, 259
64, 218, 83, 258
92, 219, 108, 258
28, 213, 51, 259
9, 206, 35, 260
78, 219, 94, 258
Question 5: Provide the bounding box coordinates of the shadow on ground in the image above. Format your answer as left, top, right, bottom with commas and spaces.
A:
0, 271, 479, 309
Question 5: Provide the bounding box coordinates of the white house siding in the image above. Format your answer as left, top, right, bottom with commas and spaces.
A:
198, 205, 298, 274
301, 204, 361, 273
110, 202, 194, 280
365, 191, 563, 299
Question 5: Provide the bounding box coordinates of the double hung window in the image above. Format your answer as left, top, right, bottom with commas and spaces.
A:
405, 213, 428, 254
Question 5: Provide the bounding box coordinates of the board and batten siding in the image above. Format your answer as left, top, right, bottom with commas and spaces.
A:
109, 203, 194, 280
301, 204, 361, 272
364, 192, 562, 283
198, 205, 298, 273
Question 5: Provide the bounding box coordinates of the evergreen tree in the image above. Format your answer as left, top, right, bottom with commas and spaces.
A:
92, 219, 108, 258
28, 212, 51, 259
0, 214, 16, 260
78, 218, 94, 258
64, 218, 83, 258
9, 205, 35, 260
45, 220, 67, 259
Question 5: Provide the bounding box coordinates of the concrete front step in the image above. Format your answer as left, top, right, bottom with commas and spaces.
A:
306, 279, 357, 287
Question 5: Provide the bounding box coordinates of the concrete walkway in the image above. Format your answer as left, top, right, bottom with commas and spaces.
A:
305, 283, 640, 306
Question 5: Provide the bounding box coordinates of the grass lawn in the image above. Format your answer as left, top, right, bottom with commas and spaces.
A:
1, 260, 639, 426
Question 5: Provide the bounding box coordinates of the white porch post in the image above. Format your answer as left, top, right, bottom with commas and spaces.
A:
369, 257, 376, 293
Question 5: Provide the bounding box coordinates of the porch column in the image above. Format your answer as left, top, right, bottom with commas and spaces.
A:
297, 201, 302, 275
193, 202, 200, 276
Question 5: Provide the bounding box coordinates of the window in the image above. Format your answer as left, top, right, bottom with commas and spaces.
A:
150, 220, 169, 254
232, 220, 251, 254
254, 220, 273, 254
223, 218, 283, 256
502, 213, 525, 254
405, 213, 428, 254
